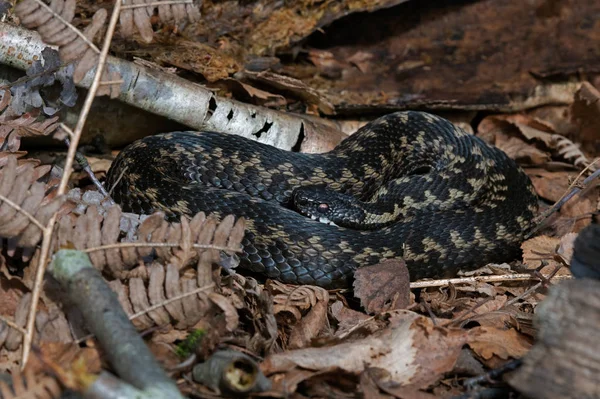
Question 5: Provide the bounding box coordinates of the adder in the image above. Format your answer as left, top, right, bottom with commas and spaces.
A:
105, 111, 539, 289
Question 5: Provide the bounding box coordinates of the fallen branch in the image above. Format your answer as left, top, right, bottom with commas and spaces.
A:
0, 21, 345, 152
50, 249, 184, 398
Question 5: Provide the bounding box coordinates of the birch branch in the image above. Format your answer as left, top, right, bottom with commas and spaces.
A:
0, 21, 345, 152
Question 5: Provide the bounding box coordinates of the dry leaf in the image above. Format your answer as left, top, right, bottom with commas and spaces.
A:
570, 82, 600, 144
287, 299, 329, 349
521, 235, 560, 270
209, 292, 239, 332
262, 310, 468, 389
353, 259, 411, 313
467, 326, 532, 368
330, 300, 371, 337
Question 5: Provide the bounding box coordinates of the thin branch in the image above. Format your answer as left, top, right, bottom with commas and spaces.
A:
409, 272, 572, 289
22, 0, 123, 368
0, 314, 27, 335
0, 192, 47, 232
121, 0, 193, 9
58, 123, 74, 139
503, 264, 564, 307
99, 79, 124, 85
528, 159, 600, 238
84, 242, 242, 254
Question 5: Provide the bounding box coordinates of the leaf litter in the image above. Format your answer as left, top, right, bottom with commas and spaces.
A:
0, 1, 598, 398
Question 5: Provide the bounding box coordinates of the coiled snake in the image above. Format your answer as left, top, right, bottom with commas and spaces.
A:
106, 111, 538, 289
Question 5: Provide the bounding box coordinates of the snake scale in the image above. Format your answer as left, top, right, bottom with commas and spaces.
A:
105, 111, 538, 289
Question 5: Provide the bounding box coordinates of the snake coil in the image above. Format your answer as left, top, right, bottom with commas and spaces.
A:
106, 111, 538, 288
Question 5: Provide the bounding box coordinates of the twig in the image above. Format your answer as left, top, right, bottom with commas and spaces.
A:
528, 159, 600, 238
58, 123, 74, 139
21, 0, 123, 368
0, 192, 47, 231
463, 359, 523, 389
64, 137, 110, 198
409, 272, 571, 289
0, 21, 334, 152
503, 264, 564, 307
0, 314, 27, 335
84, 242, 241, 253
121, 0, 193, 9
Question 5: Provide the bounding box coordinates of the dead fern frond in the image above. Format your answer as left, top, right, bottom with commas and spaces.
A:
0, 155, 64, 248
0, 369, 62, 399
109, 262, 215, 330
50, 205, 245, 277
553, 134, 598, 171
120, 0, 201, 43
14, 0, 120, 97
0, 113, 60, 152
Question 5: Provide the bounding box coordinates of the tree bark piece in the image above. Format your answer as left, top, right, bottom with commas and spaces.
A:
507, 279, 600, 399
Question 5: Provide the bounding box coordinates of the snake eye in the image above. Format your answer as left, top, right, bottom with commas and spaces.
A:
317, 203, 329, 213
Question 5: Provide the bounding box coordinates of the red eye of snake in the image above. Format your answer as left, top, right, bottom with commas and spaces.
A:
317, 203, 329, 213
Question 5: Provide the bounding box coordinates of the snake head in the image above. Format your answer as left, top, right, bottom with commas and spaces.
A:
292, 186, 363, 228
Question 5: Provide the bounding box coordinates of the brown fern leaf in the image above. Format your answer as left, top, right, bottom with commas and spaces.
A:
0, 369, 62, 399
553, 134, 598, 171
109, 262, 213, 330
51, 205, 245, 277
120, 0, 201, 43
0, 155, 64, 248
14, 1, 120, 98
0, 112, 60, 152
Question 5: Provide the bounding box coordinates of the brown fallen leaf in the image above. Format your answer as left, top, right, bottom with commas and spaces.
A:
570, 82, 600, 145
261, 310, 468, 389
450, 295, 508, 326
521, 235, 561, 270
288, 299, 329, 349
467, 326, 532, 368
477, 116, 551, 165
208, 293, 239, 333
330, 300, 371, 337
353, 259, 411, 314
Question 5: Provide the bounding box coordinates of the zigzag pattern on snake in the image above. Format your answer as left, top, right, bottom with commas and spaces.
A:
105, 111, 539, 289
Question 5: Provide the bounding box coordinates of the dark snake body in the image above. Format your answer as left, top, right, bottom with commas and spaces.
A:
105, 111, 538, 289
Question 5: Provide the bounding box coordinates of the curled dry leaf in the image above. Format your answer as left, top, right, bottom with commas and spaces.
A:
208, 292, 240, 333
261, 310, 468, 390
266, 280, 330, 349
330, 300, 371, 338
353, 259, 411, 314
14, 1, 120, 98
